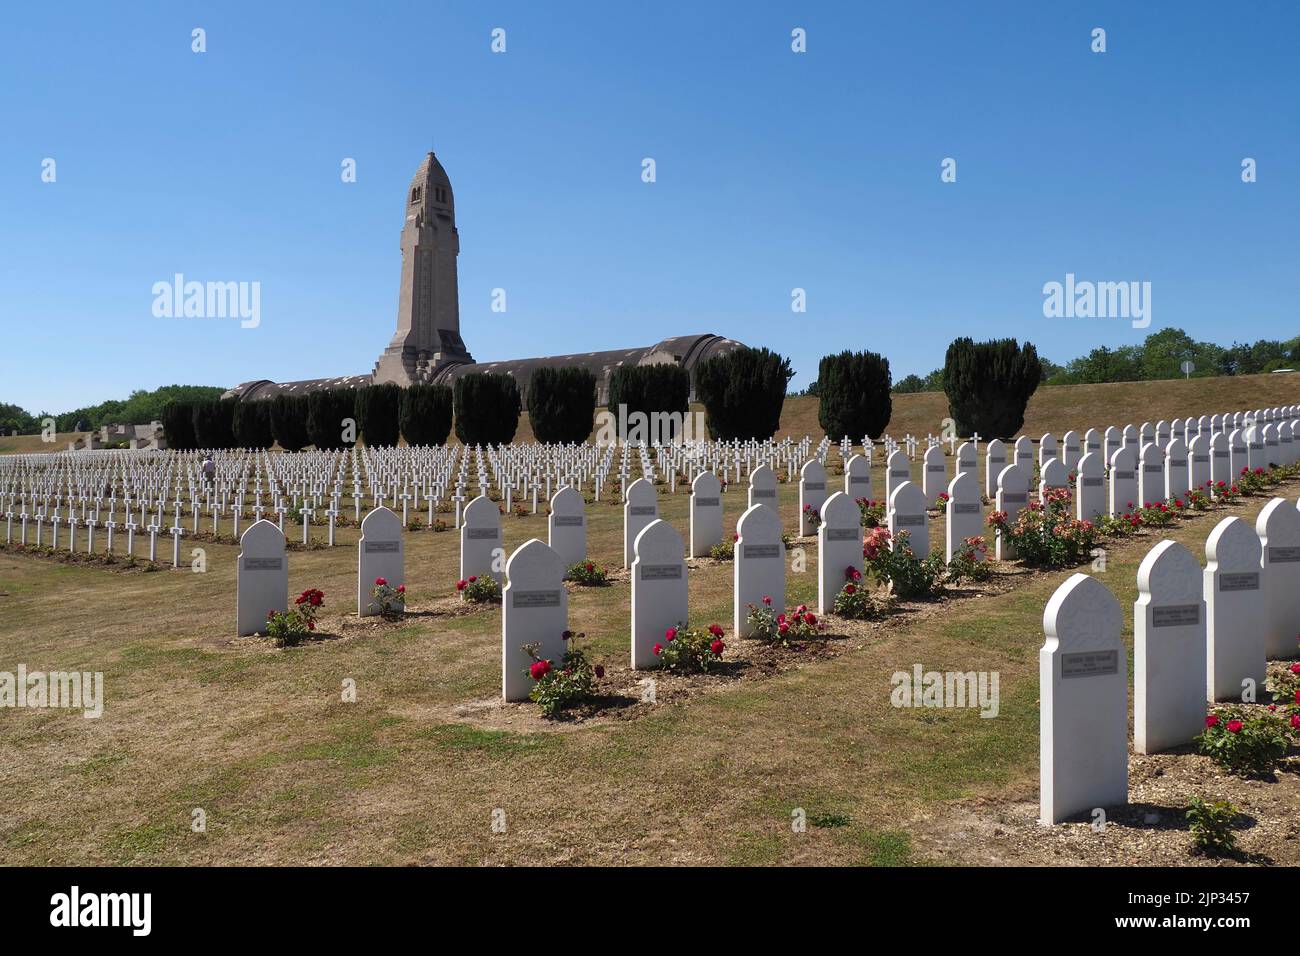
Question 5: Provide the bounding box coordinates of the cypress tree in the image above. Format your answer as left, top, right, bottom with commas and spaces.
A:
453, 373, 521, 445
816, 350, 892, 439
355, 383, 403, 447
399, 384, 453, 446
694, 347, 794, 440
941, 337, 1042, 439
527, 366, 596, 444
270, 394, 311, 451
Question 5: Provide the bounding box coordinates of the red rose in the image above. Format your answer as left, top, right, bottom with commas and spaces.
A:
804, 613, 816, 626
456, 579, 467, 590
710, 640, 725, 656
708, 623, 723, 637
468, 576, 477, 583
562, 629, 573, 640
665, 627, 677, 642
396, 584, 405, 593
1205, 715, 1219, 728
1290, 662, 1300, 675
845, 583, 856, 594
585, 562, 594, 571
762, 595, 772, 605
1226, 719, 1243, 734
652, 643, 663, 655
1292, 715, 1300, 730
375, 577, 387, 587
307, 619, 315, 630
529, 660, 551, 680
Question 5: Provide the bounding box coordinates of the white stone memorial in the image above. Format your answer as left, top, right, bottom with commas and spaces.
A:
623, 477, 659, 569
1204, 516, 1265, 702
461, 495, 504, 583
357, 506, 404, 616
630, 519, 688, 669
888, 480, 930, 557
1257, 497, 1300, 659
1040, 573, 1128, 825
547, 486, 587, 568
501, 539, 569, 702
689, 471, 723, 558
818, 491, 862, 615
236, 519, 288, 637
944, 471, 983, 563
733, 503, 785, 637
1134, 540, 1206, 754
798, 459, 829, 536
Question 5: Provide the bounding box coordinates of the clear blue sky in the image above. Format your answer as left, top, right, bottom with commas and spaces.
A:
2, 0, 1296, 413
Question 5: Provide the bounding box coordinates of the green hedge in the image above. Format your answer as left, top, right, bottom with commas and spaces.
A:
399, 384, 453, 446
231, 400, 274, 449
527, 366, 596, 444
942, 337, 1042, 439
160, 400, 197, 450
454, 373, 520, 445
270, 394, 311, 451
307, 388, 358, 450
817, 350, 892, 439
355, 383, 402, 447
695, 347, 793, 440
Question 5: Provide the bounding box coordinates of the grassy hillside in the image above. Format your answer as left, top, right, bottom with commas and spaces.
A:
774, 370, 1300, 441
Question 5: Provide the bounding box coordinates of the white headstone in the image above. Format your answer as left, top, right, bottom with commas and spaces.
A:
733, 504, 785, 637
888, 480, 929, 557
1074, 451, 1106, 522
944, 471, 983, 563
236, 519, 288, 637
884, 450, 911, 503
844, 453, 872, 502
994, 463, 1030, 560
818, 491, 862, 615
461, 495, 504, 582
1040, 573, 1128, 825
1108, 445, 1138, 518
984, 438, 1007, 499
358, 506, 404, 617
799, 459, 829, 536
689, 471, 723, 558
1257, 497, 1300, 660
1039, 458, 1069, 501
1204, 516, 1266, 701
547, 486, 587, 567
921, 445, 947, 502
623, 477, 659, 568
501, 539, 568, 702
747, 463, 778, 510
631, 519, 688, 669
1134, 540, 1206, 754
1137, 441, 1164, 507
1163, 438, 1189, 502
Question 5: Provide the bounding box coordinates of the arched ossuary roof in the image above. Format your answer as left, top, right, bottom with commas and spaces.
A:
224, 334, 745, 404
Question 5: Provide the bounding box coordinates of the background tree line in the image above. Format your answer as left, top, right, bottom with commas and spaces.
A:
890, 328, 1300, 394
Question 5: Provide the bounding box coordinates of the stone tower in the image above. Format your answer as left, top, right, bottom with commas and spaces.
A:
372, 151, 473, 385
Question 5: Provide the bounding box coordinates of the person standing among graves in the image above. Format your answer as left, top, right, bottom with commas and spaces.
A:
202, 455, 215, 488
